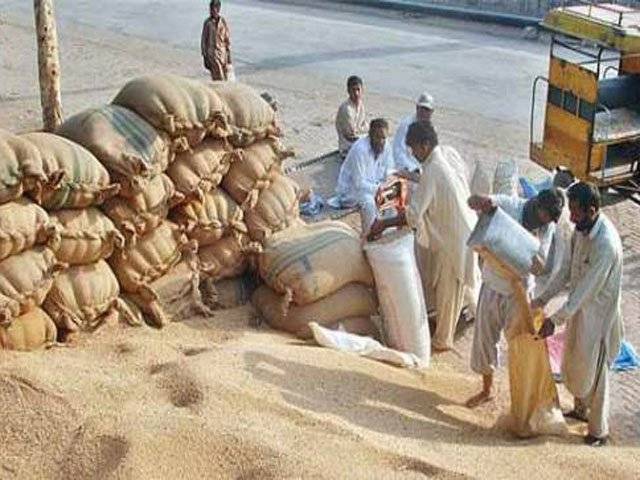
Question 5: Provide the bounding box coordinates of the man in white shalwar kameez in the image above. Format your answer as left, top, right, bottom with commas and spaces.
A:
466, 188, 566, 407
369, 121, 480, 351
335, 118, 395, 234
534, 182, 623, 446
392, 93, 434, 176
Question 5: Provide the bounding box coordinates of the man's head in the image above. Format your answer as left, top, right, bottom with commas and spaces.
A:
347, 76, 363, 104
405, 121, 438, 163
369, 118, 389, 156
567, 182, 601, 232
415, 92, 434, 122
210, 0, 221, 18
534, 188, 565, 225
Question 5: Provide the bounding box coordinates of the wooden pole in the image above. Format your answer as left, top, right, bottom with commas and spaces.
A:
34, 0, 63, 131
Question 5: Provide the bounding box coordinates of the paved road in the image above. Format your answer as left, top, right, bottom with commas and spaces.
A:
2, 0, 549, 126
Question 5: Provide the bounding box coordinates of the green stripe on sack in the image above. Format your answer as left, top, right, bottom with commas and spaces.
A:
99, 107, 154, 165
112, 107, 157, 161
265, 229, 351, 284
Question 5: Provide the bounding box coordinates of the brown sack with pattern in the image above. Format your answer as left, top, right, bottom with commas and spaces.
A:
112, 74, 231, 150
167, 138, 240, 199
0, 199, 59, 261
171, 189, 246, 248
21, 132, 119, 210
0, 308, 57, 351
52, 208, 124, 265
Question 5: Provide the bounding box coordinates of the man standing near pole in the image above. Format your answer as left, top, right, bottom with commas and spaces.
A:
534, 182, 624, 446
201, 0, 233, 81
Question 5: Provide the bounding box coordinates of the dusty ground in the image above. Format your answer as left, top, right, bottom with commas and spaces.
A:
0, 2, 639, 479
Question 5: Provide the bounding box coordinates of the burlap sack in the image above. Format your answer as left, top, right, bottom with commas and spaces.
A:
52, 208, 124, 265
43, 259, 140, 332
199, 274, 257, 310
167, 138, 240, 198
21, 132, 119, 210
221, 138, 294, 208
253, 283, 378, 339
0, 308, 57, 351
109, 221, 187, 294
0, 129, 46, 204
171, 189, 247, 247
211, 82, 278, 147
0, 246, 64, 317
0, 293, 20, 328
112, 74, 230, 149
0, 199, 59, 261
102, 174, 184, 244
57, 105, 172, 194
244, 173, 300, 243
199, 234, 261, 281
125, 254, 210, 328
259, 221, 374, 306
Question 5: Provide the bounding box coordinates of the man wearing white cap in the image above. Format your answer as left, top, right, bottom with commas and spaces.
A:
392, 93, 434, 176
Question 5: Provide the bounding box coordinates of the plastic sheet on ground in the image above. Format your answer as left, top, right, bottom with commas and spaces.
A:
309, 322, 423, 368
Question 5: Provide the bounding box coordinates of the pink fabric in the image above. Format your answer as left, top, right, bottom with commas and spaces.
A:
546, 329, 566, 375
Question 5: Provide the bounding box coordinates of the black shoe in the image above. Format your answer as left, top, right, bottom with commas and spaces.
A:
563, 409, 588, 423
584, 434, 608, 447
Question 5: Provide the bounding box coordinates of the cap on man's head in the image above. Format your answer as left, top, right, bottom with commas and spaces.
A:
416, 92, 434, 110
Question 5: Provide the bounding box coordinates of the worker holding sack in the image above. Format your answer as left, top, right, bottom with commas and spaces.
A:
465, 188, 565, 408
534, 182, 624, 447
368, 121, 480, 352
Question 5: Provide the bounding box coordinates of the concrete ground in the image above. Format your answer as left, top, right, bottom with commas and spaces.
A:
0, 0, 638, 445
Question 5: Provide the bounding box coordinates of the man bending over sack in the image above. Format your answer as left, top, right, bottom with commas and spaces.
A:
334, 118, 395, 234
367, 121, 480, 352
465, 187, 565, 407
534, 183, 623, 447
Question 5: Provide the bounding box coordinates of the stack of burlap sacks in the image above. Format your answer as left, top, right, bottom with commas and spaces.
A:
0, 129, 139, 350
0, 74, 380, 346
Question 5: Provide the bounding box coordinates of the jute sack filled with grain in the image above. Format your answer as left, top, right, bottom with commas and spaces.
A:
52, 208, 124, 265
125, 252, 211, 328
252, 283, 379, 339
167, 138, 241, 199
0, 199, 59, 261
21, 132, 119, 210
0, 129, 48, 204
56, 105, 172, 194
112, 74, 230, 150
0, 246, 64, 319
43, 259, 140, 332
102, 174, 184, 244
109, 220, 187, 294
211, 82, 278, 147
259, 220, 374, 307
221, 138, 294, 208
0, 308, 57, 351
199, 234, 261, 281
170, 189, 247, 247
244, 173, 301, 243
0, 293, 20, 328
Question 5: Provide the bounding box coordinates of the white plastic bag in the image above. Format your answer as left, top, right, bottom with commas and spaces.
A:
470, 161, 492, 196
226, 64, 236, 82
493, 159, 519, 196
364, 229, 430, 365
309, 322, 422, 368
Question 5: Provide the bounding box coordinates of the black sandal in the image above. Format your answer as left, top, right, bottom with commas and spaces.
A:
584, 434, 608, 447
563, 409, 588, 422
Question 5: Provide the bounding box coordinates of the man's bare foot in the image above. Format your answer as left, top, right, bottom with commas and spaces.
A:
465, 391, 494, 408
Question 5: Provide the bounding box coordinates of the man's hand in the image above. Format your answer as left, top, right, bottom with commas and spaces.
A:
395, 170, 420, 183
537, 318, 555, 339
366, 219, 386, 241
531, 254, 545, 276
467, 195, 495, 214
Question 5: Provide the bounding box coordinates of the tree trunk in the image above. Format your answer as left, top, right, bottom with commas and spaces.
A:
34, 0, 63, 131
